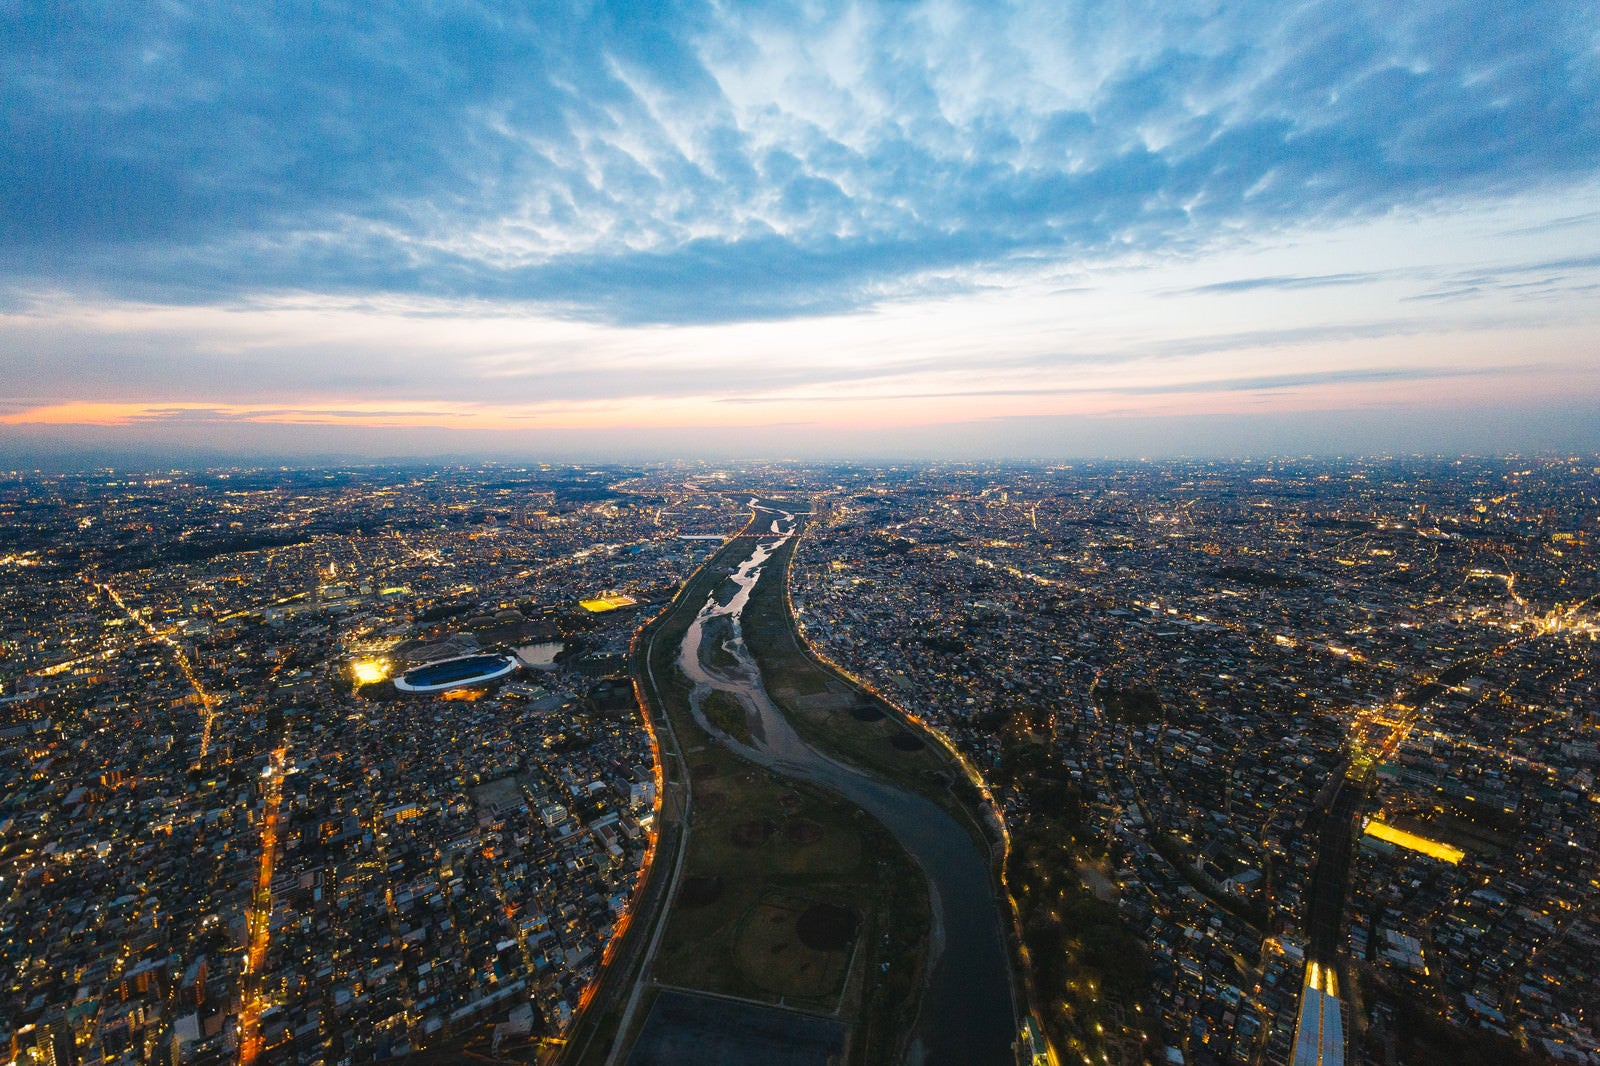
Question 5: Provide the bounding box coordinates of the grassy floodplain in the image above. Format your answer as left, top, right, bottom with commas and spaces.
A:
740, 529, 1000, 856
568, 507, 939, 1066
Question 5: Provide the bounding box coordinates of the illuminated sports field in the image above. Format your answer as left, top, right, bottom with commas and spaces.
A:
1363, 820, 1465, 864
580, 593, 638, 613
351, 659, 390, 685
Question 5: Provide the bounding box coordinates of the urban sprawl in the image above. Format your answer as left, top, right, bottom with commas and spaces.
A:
1, 458, 1596, 1066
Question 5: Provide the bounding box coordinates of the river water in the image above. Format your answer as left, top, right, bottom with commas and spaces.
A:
676, 503, 1016, 1065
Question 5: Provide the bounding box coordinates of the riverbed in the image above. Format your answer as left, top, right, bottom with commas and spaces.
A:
675, 502, 1016, 1065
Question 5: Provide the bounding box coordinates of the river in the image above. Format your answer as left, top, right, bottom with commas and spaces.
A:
675, 502, 1016, 1066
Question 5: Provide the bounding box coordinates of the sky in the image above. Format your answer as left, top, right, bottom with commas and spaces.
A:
3, 0, 1599, 463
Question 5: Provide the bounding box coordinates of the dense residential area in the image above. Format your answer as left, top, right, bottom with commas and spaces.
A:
1, 458, 1597, 1066
788, 458, 1599, 1065
0, 466, 743, 1064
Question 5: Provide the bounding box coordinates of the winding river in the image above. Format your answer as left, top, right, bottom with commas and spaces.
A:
676, 502, 1016, 1066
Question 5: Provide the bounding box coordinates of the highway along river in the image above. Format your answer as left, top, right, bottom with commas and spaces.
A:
677, 500, 1016, 1065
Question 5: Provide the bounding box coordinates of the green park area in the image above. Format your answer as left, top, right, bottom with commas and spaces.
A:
1092, 681, 1164, 725
650, 738, 930, 1062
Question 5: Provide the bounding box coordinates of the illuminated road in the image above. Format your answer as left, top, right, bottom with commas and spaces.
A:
238, 746, 287, 1066
92, 577, 223, 761
559, 538, 705, 1066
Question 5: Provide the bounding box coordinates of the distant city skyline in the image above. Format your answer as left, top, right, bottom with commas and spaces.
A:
4, 1, 1598, 461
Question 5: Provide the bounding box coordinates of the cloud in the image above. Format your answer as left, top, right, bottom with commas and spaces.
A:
0, 361, 1504, 440
711, 363, 1501, 404
1176, 273, 1387, 295
3, 0, 1597, 324
1404, 286, 1485, 302
1402, 251, 1600, 301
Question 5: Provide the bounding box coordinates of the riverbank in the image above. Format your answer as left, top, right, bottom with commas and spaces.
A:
569, 503, 940, 1066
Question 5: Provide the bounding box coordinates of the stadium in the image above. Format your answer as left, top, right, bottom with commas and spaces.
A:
393, 653, 519, 694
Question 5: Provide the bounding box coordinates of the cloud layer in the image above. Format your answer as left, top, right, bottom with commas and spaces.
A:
6, 0, 1598, 324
